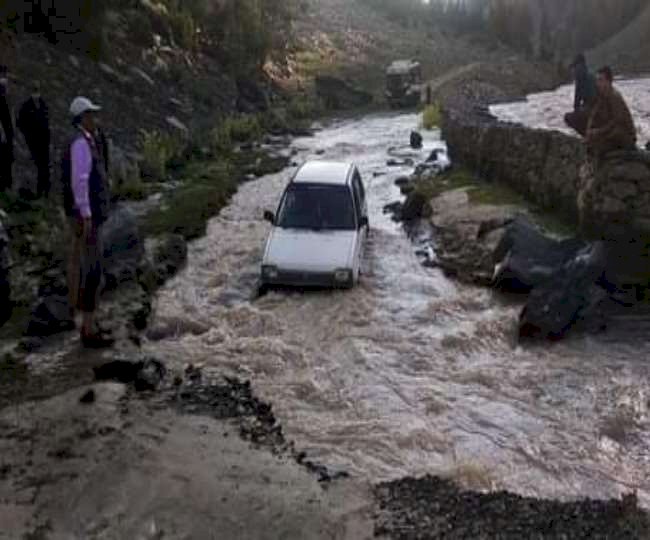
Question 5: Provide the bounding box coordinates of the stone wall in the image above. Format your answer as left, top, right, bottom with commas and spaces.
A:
441, 102, 586, 222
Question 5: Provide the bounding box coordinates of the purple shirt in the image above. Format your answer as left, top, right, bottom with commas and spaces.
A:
71, 131, 93, 219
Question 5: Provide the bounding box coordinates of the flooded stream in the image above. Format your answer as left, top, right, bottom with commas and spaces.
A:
143, 111, 650, 506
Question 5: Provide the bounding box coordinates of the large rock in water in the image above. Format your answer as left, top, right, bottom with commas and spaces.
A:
315, 76, 373, 110
519, 242, 608, 340
101, 205, 145, 291
493, 216, 587, 293
0, 211, 11, 325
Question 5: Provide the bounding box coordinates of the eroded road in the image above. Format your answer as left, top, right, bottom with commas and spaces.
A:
144, 111, 650, 507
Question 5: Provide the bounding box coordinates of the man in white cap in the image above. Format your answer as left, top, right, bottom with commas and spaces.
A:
63, 96, 112, 348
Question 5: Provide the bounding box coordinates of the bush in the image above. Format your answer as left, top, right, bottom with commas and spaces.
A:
144, 161, 236, 240
168, 9, 197, 50
422, 103, 441, 130
139, 129, 185, 181
211, 115, 262, 155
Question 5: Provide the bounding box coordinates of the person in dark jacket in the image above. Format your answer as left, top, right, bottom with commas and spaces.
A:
564, 54, 598, 137
0, 65, 14, 192
587, 66, 637, 157
17, 81, 51, 197
64, 96, 113, 348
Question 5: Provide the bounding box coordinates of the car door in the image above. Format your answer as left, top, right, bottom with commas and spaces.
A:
351, 168, 367, 280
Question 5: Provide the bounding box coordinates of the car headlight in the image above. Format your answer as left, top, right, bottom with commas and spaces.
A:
334, 269, 352, 282
262, 265, 279, 279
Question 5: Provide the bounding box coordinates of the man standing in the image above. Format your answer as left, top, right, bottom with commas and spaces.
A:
586, 67, 637, 157
63, 96, 113, 348
0, 66, 14, 192
564, 53, 598, 137
17, 81, 51, 197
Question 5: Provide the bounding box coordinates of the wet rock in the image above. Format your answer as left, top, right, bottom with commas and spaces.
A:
134, 359, 166, 392
383, 201, 403, 222
401, 191, 429, 222
394, 176, 410, 188
430, 189, 518, 284
409, 131, 423, 149
519, 242, 608, 340
139, 234, 188, 292
79, 389, 96, 404
493, 216, 587, 293
101, 206, 145, 291
0, 213, 10, 326
93, 358, 166, 391
387, 158, 414, 167
375, 475, 650, 540
26, 294, 74, 337
315, 76, 373, 110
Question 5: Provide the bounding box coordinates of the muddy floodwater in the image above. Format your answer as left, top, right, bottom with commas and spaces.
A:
142, 110, 650, 507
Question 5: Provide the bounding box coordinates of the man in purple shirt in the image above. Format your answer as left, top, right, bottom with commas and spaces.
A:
64, 96, 112, 348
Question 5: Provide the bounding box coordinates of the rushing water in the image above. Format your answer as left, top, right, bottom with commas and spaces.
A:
143, 110, 650, 506
491, 77, 650, 145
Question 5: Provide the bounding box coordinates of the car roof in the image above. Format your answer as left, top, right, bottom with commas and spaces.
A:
292, 161, 354, 186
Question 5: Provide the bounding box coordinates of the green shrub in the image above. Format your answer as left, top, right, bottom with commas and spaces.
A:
287, 96, 319, 120
168, 9, 197, 50
211, 115, 262, 155
144, 162, 236, 240
139, 129, 185, 181
422, 103, 441, 130
112, 176, 150, 202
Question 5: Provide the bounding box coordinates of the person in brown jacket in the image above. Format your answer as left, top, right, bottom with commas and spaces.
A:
586, 66, 637, 157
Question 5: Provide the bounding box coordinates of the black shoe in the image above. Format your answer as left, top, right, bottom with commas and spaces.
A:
81, 332, 115, 349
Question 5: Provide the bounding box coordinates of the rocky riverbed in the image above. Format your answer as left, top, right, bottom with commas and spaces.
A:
2, 111, 650, 538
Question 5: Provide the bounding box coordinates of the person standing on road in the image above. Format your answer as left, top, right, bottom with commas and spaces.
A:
63, 96, 113, 348
586, 66, 637, 157
0, 65, 15, 192
564, 53, 598, 137
17, 81, 51, 197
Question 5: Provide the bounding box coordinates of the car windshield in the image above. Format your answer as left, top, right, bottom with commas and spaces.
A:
276, 184, 356, 231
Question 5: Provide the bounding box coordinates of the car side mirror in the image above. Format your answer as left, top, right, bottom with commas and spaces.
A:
359, 216, 369, 228
264, 210, 275, 224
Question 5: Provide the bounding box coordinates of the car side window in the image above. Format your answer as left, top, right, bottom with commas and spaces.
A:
351, 177, 362, 221
354, 170, 365, 203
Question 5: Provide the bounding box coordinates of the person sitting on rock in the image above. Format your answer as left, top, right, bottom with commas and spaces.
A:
564, 53, 597, 137
586, 66, 637, 157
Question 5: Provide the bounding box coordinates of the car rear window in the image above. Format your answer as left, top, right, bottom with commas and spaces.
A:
276, 184, 356, 231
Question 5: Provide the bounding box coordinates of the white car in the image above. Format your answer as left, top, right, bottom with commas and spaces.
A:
261, 161, 369, 289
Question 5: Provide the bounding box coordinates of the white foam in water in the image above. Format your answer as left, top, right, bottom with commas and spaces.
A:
490, 78, 650, 146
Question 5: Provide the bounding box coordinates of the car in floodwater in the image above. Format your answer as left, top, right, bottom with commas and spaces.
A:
260, 161, 369, 290
386, 59, 422, 108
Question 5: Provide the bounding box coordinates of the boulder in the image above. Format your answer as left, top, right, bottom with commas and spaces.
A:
139, 233, 188, 292
401, 191, 429, 222
410, 131, 423, 149
315, 76, 373, 110
493, 216, 587, 293
0, 212, 11, 325
101, 206, 145, 291
26, 294, 74, 337
430, 189, 519, 284
519, 242, 608, 340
